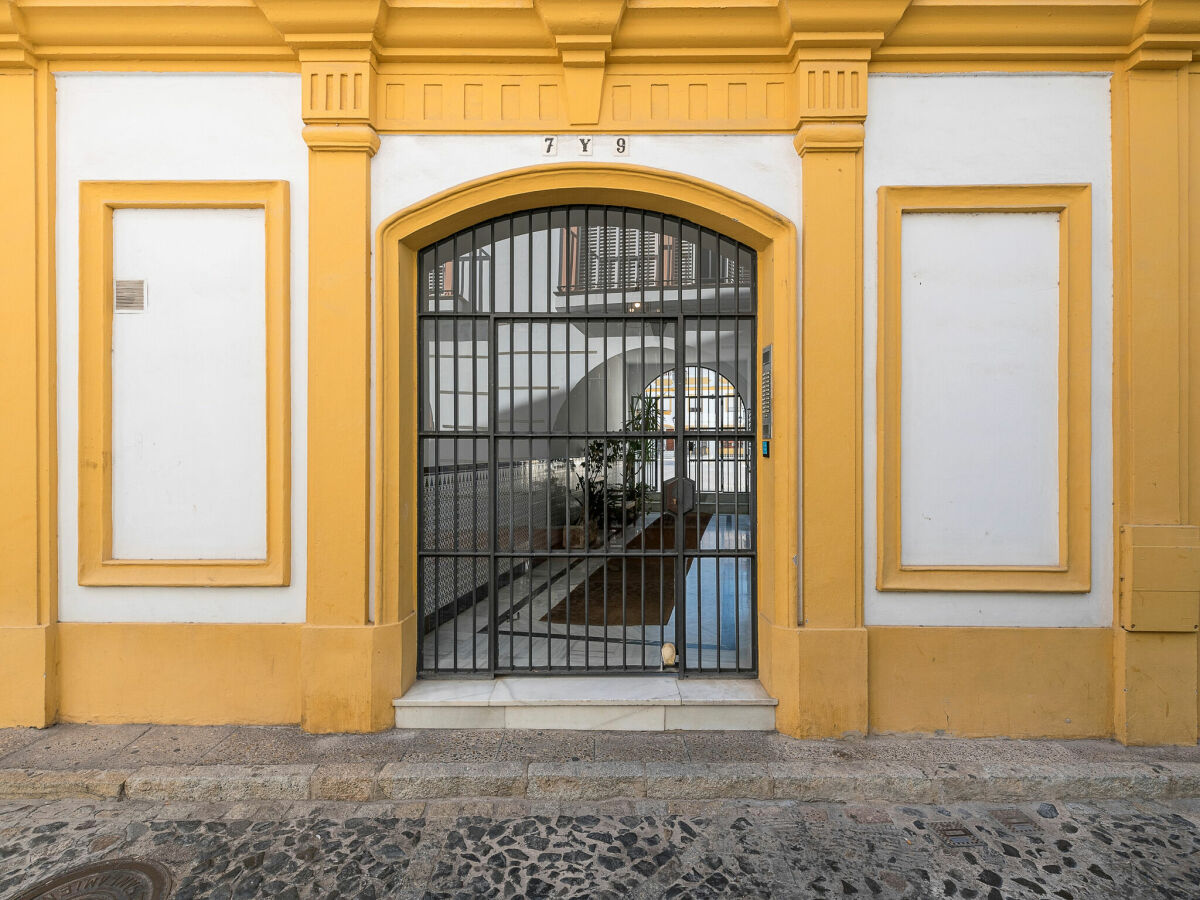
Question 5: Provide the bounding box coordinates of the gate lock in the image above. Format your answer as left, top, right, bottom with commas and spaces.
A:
663, 476, 696, 515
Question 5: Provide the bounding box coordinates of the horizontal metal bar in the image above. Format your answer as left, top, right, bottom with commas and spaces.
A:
418, 312, 757, 321
419, 550, 758, 559
467, 431, 755, 440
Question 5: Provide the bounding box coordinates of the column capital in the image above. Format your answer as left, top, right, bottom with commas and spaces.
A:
302, 123, 380, 156
793, 121, 865, 156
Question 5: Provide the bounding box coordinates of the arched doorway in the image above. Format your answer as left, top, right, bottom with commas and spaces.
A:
417, 205, 757, 674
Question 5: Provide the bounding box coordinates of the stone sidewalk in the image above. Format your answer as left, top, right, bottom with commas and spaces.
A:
2, 724, 1200, 805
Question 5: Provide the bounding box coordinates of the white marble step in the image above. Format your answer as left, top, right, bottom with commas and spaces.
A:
393, 676, 777, 731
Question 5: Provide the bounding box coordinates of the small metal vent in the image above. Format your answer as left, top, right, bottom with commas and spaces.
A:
114, 279, 147, 313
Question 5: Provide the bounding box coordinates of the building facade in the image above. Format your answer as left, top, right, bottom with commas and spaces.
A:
1, 0, 1198, 744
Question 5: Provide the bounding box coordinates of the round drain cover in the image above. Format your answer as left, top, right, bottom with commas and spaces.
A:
10, 859, 172, 900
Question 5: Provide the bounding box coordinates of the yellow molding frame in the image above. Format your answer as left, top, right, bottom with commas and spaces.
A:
877, 184, 1092, 592
375, 163, 796, 692
77, 179, 291, 586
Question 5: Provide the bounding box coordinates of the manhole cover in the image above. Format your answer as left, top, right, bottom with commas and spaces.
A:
10, 858, 172, 900
929, 821, 984, 848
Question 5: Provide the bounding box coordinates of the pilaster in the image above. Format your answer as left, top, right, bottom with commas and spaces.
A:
1112, 28, 1200, 744
766, 98, 869, 738
0, 7, 56, 727
256, 0, 402, 731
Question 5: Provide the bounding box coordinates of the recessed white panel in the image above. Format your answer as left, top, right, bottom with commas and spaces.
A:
57, 72, 307, 622
111, 207, 267, 560
900, 211, 1060, 566
863, 73, 1112, 627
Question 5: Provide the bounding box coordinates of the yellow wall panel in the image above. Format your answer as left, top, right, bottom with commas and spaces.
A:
57, 623, 302, 725
868, 627, 1112, 738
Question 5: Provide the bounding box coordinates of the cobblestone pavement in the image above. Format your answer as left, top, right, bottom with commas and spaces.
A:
3, 797, 1200, 898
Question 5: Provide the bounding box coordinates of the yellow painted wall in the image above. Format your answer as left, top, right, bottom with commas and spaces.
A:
0, 0, 1197, 740
57, 624, 302, 725
869, 627, 1113, 738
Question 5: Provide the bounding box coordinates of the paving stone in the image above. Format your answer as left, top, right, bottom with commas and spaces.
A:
199, 725, 416, 765
759, 733, 862, 762
0, 729, 44, 764
495, 729, 594, 762
681, 729, 778, 762
0, 796, 1198, 898
102, 725, 236, 767
855, 735, 1079, 768
0, 724, 150, 770
1064, 738, 1200, 764
399, 729, 505, 763
595, 731, 688, 762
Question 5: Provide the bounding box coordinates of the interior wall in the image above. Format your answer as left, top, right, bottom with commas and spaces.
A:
863, 73, 1114, 628
56, 72, 308, 623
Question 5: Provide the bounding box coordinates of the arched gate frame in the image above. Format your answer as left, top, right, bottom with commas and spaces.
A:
376, 165, 799, 700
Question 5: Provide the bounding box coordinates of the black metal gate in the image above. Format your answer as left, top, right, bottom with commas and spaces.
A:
417, 206, 756, 675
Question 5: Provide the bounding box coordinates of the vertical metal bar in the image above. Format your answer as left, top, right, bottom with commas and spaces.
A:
527, 435, 535, 669
694, 314, 703, 669
733, 314, 741, 672
507, 222, 517, 673
432, 261, 443, 671
417, 247, 428, 674
487, 328, 496, 681
639, 314, 647, 669
714, 311, 722, 673
749, 248, 758, 672
620, 313, 627, 669
576, 208, 589, 671
601, 413, 609, 671
671, 215, 686, 671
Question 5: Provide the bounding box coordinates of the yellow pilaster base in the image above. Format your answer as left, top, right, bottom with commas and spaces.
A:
300, 621, 411, 733
761, 618, 868, 739
1114, 630, 1198, 746
0, 625, 56, 728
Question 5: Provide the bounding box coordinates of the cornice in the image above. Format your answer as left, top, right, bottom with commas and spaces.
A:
1125, 0, 1200, 69
0, 0, 37, 67
2, 1, 1196, 73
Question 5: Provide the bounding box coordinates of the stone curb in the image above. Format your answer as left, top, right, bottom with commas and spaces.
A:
647, 762, 772, 800
379, 762, 527, 800
2, 760, 1199, 803
528, 762, 646, 800
0, 769, 128, 801
124, 765, 316, 802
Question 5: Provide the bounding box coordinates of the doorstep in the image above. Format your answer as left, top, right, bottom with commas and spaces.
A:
393, 677, 777, 731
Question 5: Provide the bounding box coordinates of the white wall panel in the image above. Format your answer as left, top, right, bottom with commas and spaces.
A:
864, 73, 1113, 627
111, 207, 268, 560
899, 211, 1060, 567
57, 72, 307, 623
